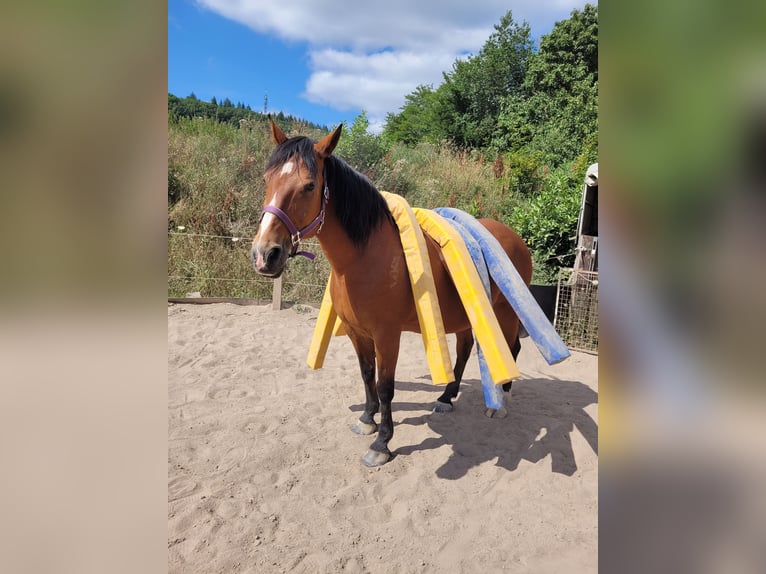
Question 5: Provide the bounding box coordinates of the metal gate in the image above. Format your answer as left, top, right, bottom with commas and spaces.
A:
554, 268, 599, 353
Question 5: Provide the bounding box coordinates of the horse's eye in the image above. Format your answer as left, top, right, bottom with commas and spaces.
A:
304, 183, 316, 192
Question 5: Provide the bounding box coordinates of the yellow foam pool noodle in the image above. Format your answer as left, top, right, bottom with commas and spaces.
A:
381, 192, 454, 385
413, 208, 520, 385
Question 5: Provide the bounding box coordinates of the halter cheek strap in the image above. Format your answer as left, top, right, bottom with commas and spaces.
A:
261, 179, 329, 261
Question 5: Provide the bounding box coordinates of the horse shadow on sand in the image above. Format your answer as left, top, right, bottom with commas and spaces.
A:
351, 375, 597, 479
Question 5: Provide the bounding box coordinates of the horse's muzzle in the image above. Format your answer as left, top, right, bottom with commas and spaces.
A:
251, 243, 286, 278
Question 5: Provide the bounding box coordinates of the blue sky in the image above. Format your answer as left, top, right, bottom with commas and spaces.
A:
168, 0, 587, 131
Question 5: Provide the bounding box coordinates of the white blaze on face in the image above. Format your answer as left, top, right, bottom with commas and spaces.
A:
255, 192, 280, 247
280, 161, 295, 176
255, 160, 295, 250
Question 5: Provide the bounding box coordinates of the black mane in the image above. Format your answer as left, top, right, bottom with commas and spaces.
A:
324, 155, 393, 246
267, 136, 392, 246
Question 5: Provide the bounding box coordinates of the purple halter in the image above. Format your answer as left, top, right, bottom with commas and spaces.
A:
261, 178, 329, 261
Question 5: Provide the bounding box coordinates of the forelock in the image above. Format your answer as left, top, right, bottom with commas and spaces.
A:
266, 136, 318, 178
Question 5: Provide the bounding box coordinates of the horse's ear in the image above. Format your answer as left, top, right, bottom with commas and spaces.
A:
315, 124, 343, 159
269, 116, 288, 145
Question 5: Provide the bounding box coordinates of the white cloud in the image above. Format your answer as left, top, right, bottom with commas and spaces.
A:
196, 0, 585, 126
303, 48, 455, 117
198, 1, 511, 50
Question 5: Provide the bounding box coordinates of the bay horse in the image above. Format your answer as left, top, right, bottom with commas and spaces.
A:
252, 119, 532, 467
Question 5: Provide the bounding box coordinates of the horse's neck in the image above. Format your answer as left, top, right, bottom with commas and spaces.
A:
315, 209, 361, 275
315, 204, 389, 277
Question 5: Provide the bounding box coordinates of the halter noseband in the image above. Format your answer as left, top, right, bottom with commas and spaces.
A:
261, 176, 329, 261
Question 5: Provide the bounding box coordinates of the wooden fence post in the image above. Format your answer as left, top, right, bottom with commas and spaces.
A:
272, 275, 283, 310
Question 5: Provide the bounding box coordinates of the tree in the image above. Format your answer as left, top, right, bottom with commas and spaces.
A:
496, 4, 598, 165
383, 84, 447, 145
167, 93, 328, 133
383, 10, 533, 150
440, 11, 533, 149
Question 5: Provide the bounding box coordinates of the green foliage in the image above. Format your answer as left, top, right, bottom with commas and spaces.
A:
496, 4, 598, 166
438, 11, 533, 149
333, 111, 389, 175
168, 116, 269, 237
168, 6, 598, 297
373, 142, 517, 220
168, 93, 327, 131
167, 110, 585, 296
383, 5, 598, 173
383, 85, 447, 145
507, 165, 582, 283
502, 149, 546, 196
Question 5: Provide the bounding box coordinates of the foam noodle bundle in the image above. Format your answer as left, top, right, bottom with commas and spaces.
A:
434, 208, 571, 365
438, 217, 506, 410
412, 208, 520, 386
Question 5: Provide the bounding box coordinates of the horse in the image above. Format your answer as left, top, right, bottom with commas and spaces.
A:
252, 119, 533, 467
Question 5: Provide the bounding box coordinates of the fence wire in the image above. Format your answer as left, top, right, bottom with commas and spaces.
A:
167, 232, 330, 305
169, 233, 600, 354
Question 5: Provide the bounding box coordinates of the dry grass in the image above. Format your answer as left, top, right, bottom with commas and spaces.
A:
167, 118, 580, 302
374, 143, 519, 219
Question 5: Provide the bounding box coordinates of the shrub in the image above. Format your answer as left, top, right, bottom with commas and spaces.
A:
507, 164, 581, 284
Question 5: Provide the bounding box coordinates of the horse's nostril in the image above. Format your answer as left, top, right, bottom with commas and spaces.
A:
265, 246, 282, 267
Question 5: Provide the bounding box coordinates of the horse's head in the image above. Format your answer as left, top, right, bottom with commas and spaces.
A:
251, 118, 342, 277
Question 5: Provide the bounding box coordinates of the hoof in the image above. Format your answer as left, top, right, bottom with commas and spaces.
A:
432, 401, 454, 414
351, 421, 378, 435
485, 406, 508, 419
361, 449, 391, 467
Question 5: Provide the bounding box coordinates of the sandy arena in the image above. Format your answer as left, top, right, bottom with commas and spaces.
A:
168, 302, 598, 573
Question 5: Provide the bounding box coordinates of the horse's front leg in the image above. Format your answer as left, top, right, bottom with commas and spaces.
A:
347, 332, 378, 436
362, 334, 400, 467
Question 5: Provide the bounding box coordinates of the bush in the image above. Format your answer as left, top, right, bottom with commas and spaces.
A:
333, 112, 389, 176
502, 149, 546, 196
507, 164, 581, 284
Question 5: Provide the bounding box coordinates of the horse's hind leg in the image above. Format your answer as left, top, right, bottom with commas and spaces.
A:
502, 335, 521, 392
348, 333, 379, 436
494, 300, 522, 393
434, 329, 473, 413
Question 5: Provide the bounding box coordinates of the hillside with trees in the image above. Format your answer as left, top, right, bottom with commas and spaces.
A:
168, 5, 597, 299
168, 93, 328, 131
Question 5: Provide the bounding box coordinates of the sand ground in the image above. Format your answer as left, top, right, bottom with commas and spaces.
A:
168, 302, 598, 573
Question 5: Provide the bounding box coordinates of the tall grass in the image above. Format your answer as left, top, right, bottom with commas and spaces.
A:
167, 233, 271, 299
168, 117, 581, 301
168, 117, 269, 237
373, 142, 519, 219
